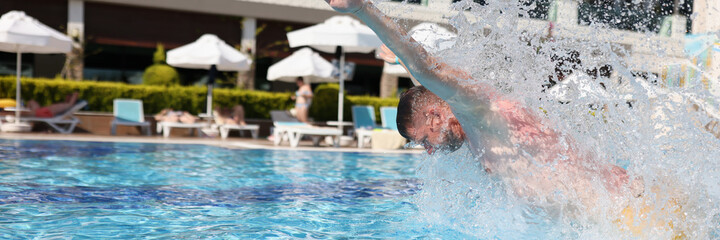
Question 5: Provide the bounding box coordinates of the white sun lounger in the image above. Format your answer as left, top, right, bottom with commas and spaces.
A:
12, 100, 88, 134
217, 124, 260, 139
210, 109, 260, 139
156, 121, 210, 138
269, 110, 342, 147
273, 123, 342, 148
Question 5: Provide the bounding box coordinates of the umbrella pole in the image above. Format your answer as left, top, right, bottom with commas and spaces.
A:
336, 46, 345, 148
207, 65, 217, 123
15, 50, 21, 124
207, 85, 213, 120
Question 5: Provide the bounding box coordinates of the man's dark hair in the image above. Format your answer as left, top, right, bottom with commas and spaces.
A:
397, 86, 430, 140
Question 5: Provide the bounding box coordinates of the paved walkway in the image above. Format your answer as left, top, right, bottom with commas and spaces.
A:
0, 133, 422, 154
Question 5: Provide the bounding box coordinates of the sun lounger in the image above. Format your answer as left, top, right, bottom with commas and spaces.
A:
156, 121, 210, 138
352, 105, 380, 148
111, 99, 151, 135
273, 122, 341, 147
218, 124, 260, 139
270, 110, 341, 147
14, 100, 87, 134
380, 106, 398, 131
270, 110, 301, 144
211, 109, 260, 139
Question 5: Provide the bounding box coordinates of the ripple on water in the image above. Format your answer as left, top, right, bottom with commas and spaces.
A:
0, 140, 427, 238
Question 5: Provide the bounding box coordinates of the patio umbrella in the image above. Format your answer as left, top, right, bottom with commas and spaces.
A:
167, 34, 252, 119
267, 47, 337, 83
0, 11, 72, 132
287, 16, 382, 142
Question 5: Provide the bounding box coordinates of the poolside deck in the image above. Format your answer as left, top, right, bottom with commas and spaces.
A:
0, 132, 422, 154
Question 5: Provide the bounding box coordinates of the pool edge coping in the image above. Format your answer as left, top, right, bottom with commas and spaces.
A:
0, 133, 423, 154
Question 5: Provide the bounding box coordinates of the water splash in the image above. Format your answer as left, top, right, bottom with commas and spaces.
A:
379, 0, 720, 238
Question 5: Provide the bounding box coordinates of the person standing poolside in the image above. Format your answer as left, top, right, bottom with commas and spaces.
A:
323, 0, 689, 237
291, 77, 313, 123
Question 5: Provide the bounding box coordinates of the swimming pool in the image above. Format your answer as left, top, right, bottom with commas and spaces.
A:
0, 139, 477, 239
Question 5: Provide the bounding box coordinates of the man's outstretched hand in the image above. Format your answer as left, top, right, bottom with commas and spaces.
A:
325, 0, 365, 13
378, 44, 399, 64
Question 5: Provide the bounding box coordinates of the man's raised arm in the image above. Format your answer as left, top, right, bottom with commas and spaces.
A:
325, 0, 486, 101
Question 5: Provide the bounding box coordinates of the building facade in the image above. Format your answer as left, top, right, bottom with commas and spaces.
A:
0, 0, 703, 97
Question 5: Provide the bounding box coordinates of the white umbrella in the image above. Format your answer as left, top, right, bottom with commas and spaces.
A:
287, 16, 382, 144
287, 16, 381, 54
267, 47, 337, 83
167, 34, 252, 118
0, 11, 72, 132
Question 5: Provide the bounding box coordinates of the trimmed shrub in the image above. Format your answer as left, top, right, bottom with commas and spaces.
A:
152, 43, 167, 63
142, 43, 180, 86
143, 65, 180, 86
309, 83, 351, 122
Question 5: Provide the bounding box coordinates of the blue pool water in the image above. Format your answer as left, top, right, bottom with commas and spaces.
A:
0, 139, 471, 239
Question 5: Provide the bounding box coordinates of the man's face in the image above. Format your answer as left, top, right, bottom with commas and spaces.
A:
408, 109, 464, 155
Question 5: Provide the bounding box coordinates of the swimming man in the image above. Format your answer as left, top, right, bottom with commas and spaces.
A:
322, 0, 690, 237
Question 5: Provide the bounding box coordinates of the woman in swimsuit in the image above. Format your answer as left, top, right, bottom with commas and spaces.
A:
291, 77, 313, 123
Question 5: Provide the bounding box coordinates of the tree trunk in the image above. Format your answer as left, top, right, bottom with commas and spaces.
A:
62, 43, 84, 81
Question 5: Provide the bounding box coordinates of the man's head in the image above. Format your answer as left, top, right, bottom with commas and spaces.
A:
397, 86, 465, 154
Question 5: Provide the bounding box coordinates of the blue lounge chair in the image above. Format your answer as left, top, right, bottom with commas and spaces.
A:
111, 99, 151, 135
352, 105, 379, 148
380, 106, 398, 131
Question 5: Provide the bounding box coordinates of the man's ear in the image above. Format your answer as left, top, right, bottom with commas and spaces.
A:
449, 117, 465, 138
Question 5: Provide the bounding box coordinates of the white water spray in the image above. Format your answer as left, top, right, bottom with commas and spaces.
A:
380, 0, 720, 238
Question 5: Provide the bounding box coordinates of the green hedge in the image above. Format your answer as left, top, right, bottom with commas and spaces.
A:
0, 77, 398, 121
309, 83, 399, 122
0, 76, 293, 119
